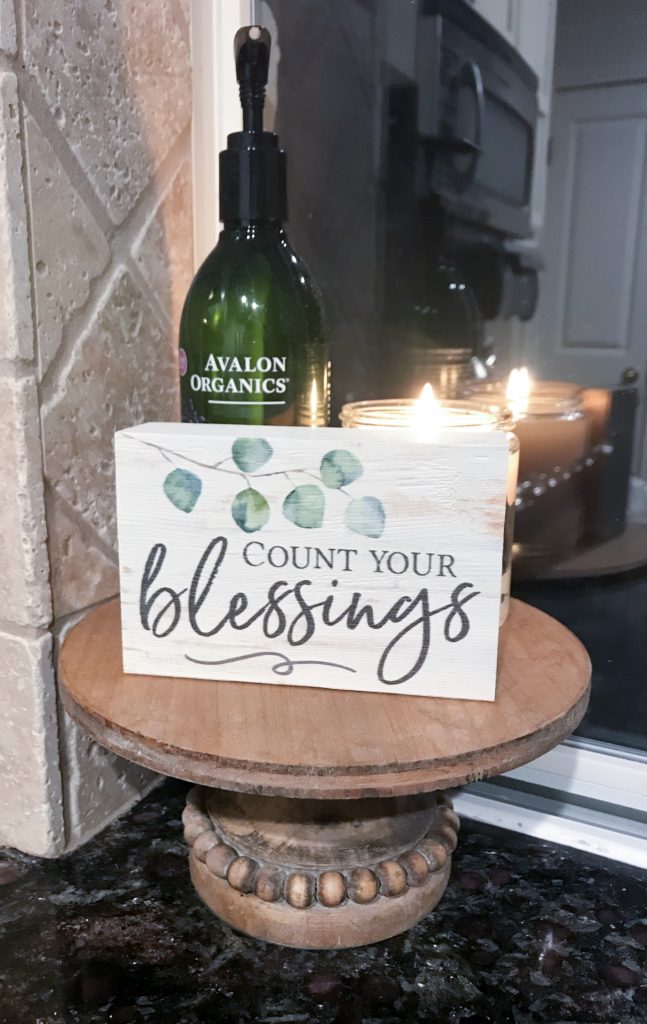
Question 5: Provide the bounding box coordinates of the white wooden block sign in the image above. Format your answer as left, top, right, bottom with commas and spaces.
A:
115, 423, 509, 701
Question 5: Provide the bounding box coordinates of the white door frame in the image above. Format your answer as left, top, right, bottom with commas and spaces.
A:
190, 0, 253, 268
189, 0, 647, 868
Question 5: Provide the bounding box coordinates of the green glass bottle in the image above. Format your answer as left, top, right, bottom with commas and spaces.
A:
179, 25, 329, 427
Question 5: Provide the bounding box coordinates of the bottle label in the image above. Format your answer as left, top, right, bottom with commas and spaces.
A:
187, 354, 290, 406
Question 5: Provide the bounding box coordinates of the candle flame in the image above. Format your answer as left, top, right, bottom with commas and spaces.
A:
414, 382, 441, 436
506, 366, 531, 415
309, 378, 318, 427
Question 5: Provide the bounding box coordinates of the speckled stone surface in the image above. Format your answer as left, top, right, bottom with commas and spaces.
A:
0, 781, 645, 1024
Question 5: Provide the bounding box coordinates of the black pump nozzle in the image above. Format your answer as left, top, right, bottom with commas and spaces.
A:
234, 26, 271, 133
220, 25, 286, 224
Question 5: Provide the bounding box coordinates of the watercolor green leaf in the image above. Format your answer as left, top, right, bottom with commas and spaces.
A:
231, 437, 273, 473
231, 488, 270, 533
345, 496, 385, 538
163, 468, 202, 513
320, 449, 363, 489
283, 484, 325, 529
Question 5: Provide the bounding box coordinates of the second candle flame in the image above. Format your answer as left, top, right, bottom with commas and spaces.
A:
506, 366, 531, 416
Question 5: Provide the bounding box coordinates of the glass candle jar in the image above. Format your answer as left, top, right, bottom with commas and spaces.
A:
463, 379, 581, 405
461, 382, 590, 556
340, 398, 519, 624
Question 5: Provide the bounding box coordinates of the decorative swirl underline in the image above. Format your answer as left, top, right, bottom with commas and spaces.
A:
185, 650, 356, 677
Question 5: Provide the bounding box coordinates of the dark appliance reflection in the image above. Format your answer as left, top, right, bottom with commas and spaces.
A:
268, 0, 539, 416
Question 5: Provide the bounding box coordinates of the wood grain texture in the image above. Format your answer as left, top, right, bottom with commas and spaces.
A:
58, 597, 591, 799
189, 851, 451, 949
115, 422, 511, 701
203, 790, 437, 869
183, 786, 457, 948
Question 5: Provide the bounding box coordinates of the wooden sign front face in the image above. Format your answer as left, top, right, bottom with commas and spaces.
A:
115, 423, 509, 700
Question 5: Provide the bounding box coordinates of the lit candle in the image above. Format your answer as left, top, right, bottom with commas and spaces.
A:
340, 384, 509, 431
340, 385, 519, 624
463, 370, 590, 556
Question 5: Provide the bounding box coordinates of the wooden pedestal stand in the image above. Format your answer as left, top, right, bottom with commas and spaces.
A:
59, 598, 590, 950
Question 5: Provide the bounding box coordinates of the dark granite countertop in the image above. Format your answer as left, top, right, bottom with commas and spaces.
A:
0, 780, 645, 1024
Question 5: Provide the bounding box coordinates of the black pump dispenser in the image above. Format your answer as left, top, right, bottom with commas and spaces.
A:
219, 25, 287, 224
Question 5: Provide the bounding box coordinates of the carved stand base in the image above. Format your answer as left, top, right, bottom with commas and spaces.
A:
183, 786, 459, 949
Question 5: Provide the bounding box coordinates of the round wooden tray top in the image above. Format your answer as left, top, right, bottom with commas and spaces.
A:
59, 598, 591, 800
514, 521, 647, 581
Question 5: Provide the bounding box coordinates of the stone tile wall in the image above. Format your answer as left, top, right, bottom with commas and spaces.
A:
0, 0, 193, 855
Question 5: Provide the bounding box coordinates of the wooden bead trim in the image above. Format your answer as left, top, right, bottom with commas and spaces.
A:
184, 786, 458, 910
